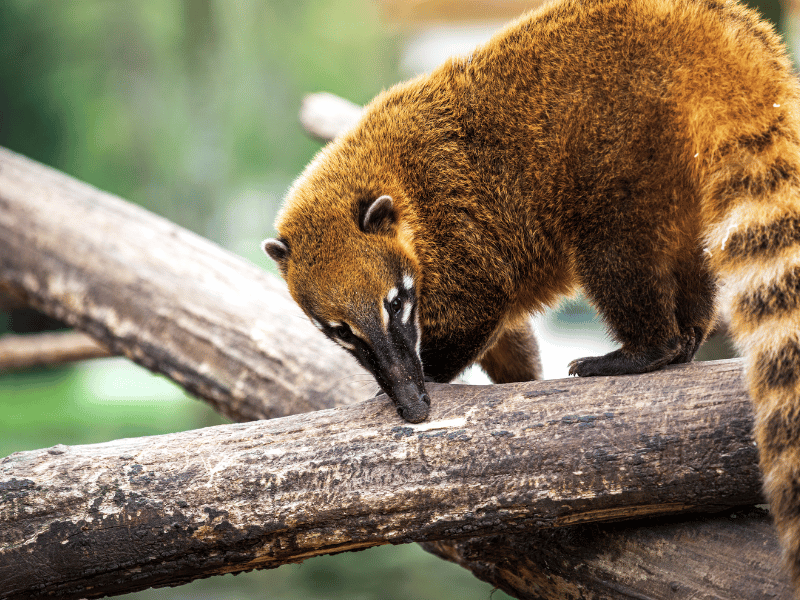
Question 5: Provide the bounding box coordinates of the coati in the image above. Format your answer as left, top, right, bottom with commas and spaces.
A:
263, 0, 800, 586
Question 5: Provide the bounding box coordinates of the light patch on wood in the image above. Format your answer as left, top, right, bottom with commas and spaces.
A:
408, 417, 467, 431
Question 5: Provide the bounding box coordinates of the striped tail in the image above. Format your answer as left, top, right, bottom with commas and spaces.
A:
704, 114, 800, 586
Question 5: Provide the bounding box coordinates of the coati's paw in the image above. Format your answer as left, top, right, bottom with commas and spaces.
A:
669, 327, 705, 365
568, 344, 681, 377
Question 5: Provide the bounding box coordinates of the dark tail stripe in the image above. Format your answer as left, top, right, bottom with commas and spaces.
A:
718, 118, 796, 156
762, 404, 800, 456
714, 158, 799, 202
724, 213, 800, 260
772, 468, 800, 523
755, 338, 800, 391
736, 119, 795, 153
737, 265, 800, 320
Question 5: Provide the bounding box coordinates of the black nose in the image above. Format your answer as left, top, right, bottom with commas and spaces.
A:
396, 395, 430, 423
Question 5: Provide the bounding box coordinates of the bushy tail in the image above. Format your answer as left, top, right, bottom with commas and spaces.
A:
704, 114, 800, 586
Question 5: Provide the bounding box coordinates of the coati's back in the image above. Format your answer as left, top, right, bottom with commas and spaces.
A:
265, 0, 800, 587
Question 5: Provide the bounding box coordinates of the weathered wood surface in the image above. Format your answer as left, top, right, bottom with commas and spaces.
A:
423, 506, 792, 600
300, 91, 365, 140
0, 331, 111, 370
0, 147, 368, 421
0, 285, 27, 311
0, 360, 769, 599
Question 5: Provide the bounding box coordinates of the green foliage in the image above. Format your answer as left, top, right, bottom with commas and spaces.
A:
0, 360, 225, 458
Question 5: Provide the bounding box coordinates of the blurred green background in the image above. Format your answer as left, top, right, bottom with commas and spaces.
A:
0, 0, 786, 598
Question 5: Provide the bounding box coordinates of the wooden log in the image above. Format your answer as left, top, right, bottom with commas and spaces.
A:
0, 284, 27, 311
299, 92, 363, 141
0, 331, 111, 370
422, 506, 792, 600
0, 360, 771, 599
0, 147, 369, 421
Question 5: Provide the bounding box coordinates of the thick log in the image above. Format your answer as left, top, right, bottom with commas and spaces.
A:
422, 506, 792, 600
0, 284, 27, 311
0, 147, 368, 421
0, 331, 111, 370
0, 360, 771, 599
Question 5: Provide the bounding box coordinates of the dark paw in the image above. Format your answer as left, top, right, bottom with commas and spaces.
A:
569, 344, 681, 377
669, 327, 705, 365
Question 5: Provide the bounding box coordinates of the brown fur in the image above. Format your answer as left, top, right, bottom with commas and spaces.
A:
265, 0, 800, 587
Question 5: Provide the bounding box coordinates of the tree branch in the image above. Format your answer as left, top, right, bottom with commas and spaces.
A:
422, 506, 792, 600
299, 92, 363, 141
0, 147, 368, 421
0, 331, 111, 370
0, 361, 774, 599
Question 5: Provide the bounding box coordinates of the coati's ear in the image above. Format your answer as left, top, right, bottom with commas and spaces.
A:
361, 195, 395, 234
262, 238, 290, 273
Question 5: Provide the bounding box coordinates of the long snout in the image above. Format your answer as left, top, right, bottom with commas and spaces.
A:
370, 337, 430, 423
390, 379, 430, 423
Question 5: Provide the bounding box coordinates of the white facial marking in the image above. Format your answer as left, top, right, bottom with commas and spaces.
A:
402, 274, 414, 291
336, 338, 356, 351
387, 287, 398, 302
327, 320, 357, 351
381, 303, 389, 330
310, 317, 324, 332
402, 301, 412, 324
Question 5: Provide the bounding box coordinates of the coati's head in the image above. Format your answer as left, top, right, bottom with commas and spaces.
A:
262, 138, 430, 423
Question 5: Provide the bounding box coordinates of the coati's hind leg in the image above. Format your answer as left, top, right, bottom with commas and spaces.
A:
479, 320, 542, 383
568, 235, 688, 377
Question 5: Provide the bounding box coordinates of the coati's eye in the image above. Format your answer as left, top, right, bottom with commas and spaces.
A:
390, 297, 403, 314
334, 323, 353, 341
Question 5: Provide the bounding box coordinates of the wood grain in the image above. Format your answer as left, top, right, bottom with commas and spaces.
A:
423, 507, 791, 600
0, 360, 775, 599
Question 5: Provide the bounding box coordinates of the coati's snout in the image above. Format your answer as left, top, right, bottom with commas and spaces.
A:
328, 275, 428, 423
370, 337, 430, 423
388, 383, 430, 423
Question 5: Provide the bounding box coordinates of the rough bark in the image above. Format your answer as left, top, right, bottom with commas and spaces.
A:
0, 147, 368, 421
422, 506, 792, 600
0, 284, 27, 311
0, 361, 774, 599
0, 331, 111, 370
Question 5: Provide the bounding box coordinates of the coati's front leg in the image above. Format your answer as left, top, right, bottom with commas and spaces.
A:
479, 320, 542, 383
670, 251, 716, 364
568, 235, 702, 377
